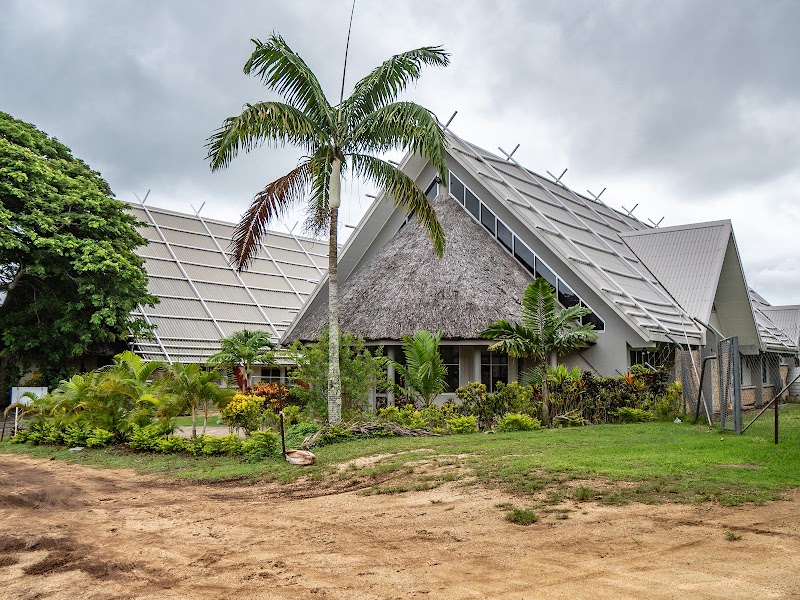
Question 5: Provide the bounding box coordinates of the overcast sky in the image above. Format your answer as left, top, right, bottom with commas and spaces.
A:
2, 0, 800, 304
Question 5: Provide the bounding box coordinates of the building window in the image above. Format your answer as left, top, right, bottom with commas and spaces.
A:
513, 238, 536, 275
256, 367, 283, 384
558, 280, 580, 309
481, 350, 508, 393
440, 345, 460, 392
449, 172, 465, 204
535, 258, 557, 289
497, 220, 513, 252
629, 348, 667, 369
480, 205, 496, 234
425, 178, 438, 200
465, 188, 480, 219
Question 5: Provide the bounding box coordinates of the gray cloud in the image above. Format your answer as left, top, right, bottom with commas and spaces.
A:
2, 0, 800, 301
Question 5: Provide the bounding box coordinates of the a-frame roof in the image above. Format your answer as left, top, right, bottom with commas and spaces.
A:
749, 289, 799, 352
619, 221, 731, 324
126, 201, 327, 363
289, 194, 533, 341
444, 132, 704, 345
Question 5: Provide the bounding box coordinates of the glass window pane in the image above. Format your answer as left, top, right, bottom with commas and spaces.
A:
425, 179, 438, 200
582, 310, 604, 332
445, 367, 459, 392
480, 205, 496, 234
481, 349, 490, 365
513, 240, 536, 275
450, 173, 465, 205
535, 258, 557, 288
465, 189, 480, 218
558, 280, 580, 308
497, 221, 513, 252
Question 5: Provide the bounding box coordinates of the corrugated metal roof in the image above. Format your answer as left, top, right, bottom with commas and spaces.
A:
619, 221, 731, 323
126, 201, 326, 363
748, 289, 799, 352
446, 132, 704, 344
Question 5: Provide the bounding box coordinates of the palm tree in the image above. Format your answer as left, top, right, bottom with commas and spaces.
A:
480, 278, 598, 426
392, 329, 447, 407
206, 33, 450, 424
207, 329, 277, 390
159, 363, 229, 438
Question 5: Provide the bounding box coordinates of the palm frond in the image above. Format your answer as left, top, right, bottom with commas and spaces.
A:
206, 101, 323, 171
350, 154, 445, 257
343, 46, 450, 123
348, 101, 448, 182
230, 161, 312, 271
302, 147, 336, 237
244, 34, 335, 132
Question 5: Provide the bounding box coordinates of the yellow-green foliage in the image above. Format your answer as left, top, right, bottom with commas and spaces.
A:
446, 415, 478, 434
496, 413, 541, 432
220, 394, 264, 433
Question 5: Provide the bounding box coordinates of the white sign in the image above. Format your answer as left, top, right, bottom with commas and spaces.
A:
11, 387, 48, 405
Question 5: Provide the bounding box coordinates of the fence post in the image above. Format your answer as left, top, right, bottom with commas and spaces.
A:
732, 337, 742, 435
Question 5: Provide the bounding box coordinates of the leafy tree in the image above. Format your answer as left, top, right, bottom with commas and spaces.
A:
207, 329, 277, 388
392, 329, 447, 407
159, 362, 230, 438
287, 329, 387, 419
206, 33, 450, 424
0, 112, 155, 401
480, 278, 598, 426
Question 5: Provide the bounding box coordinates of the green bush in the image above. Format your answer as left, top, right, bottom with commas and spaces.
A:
285, 422, 321, 449
86, 428, 115, 448
613, 407, 652, 423
496, 413, 541, 432
26, 421, 59, 445
314, 424, 353, 446
241, 430, 280, 462
186, 434, 243, 456
491, 382, 540, 419
157, 436, 187, 453
653, 382, 683, 420
129, 423, 166, 451
446, 415, 478, 434
63, 423, 92, 447
9, 430, 29, 443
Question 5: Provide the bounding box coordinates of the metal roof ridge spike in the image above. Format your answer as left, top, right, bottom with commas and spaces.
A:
478, 138, 701, 340
137, 199, 227, 339
524, 162, 706, 338
446, 132, 693, 342
194, 210, 280, 340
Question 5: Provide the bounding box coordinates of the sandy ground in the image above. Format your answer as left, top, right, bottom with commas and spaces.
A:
1, 455, 799, 600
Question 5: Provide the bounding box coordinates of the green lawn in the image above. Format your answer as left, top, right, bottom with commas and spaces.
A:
3, 405, 799, 506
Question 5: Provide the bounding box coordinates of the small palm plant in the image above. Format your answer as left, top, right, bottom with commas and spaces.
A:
481, 279, 598, 426
207, 329, 277, 390
159, 363, 229, 438
392, 329, 447, 407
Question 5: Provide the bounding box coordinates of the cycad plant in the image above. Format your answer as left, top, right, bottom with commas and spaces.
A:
481, 279, 598, 426
207, 33, 450, 423
392, 329, 447, 407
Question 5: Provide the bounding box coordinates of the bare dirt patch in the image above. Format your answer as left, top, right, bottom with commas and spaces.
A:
1, 454, 799, 599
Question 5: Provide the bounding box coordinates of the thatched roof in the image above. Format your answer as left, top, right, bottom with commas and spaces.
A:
289, 194, 533, 342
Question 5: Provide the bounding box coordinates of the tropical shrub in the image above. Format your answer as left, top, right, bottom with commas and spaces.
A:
129, 423, 167, 451
86, 428, 115, 448
392, 330, 447, 406
287, 330, 388, 417
490, 381, 540, 419
250, 382, 289, 412
220, 394, 265, 434
241, 430, 280, 462
285, 422, 321, 449
63, 423, 92, 447
186, 434, 243, 457
157, 436, 187, 453
496, 413, 541, 432
653, 382, 683, 420
613, 407, 653, 423
446, 415, 478, 434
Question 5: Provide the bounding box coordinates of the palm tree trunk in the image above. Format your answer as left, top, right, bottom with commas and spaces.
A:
327, 157, 343, 424
541, 362, 551, 427
191, 405, 197, 439
202, 401, 208, 434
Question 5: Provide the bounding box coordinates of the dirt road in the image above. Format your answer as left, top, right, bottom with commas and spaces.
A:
1, 454, 799, 599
